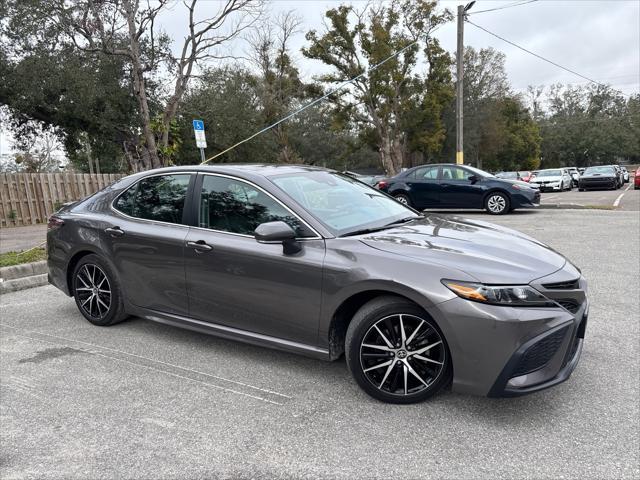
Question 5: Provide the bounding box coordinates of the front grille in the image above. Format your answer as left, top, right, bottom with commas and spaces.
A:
542, 279, 579, 290
512, 327, 568, 377
557, 299, 581, 314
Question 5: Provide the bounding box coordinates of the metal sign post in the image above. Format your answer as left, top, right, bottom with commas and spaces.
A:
192, 119, 207, 162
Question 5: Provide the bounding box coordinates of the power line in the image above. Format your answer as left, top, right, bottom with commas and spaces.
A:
468, 0, 539, 15
202, 25, 443, 164
466, 20, 627, 96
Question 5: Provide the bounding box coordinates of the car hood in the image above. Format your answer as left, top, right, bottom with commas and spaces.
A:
358, 215, 566, 284
582, 173, 615, 179
496, 178, 534, 189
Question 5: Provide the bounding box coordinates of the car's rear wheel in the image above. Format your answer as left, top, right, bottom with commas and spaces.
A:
394, 193, 412, 207
72, 254, 128, 326
485, 192, 509, 215
345, 296, 451, 404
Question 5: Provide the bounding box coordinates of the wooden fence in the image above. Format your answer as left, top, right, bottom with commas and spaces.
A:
0, 173, 123, 228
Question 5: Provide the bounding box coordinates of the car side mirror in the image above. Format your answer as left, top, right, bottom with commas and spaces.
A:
254, 221, 301, 255
468, 174, 479, 184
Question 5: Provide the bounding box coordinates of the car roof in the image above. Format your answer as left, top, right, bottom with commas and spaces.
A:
119, 164, 335, 184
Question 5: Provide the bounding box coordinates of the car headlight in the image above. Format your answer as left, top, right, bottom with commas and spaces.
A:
442, 280, 556, 307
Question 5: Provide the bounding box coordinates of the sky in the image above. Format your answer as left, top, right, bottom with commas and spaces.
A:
1, 0, 639, 157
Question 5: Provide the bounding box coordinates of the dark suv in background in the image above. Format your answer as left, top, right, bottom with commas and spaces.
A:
377, 164, 540, 215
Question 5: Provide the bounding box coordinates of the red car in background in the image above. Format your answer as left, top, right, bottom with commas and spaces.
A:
519, 171, 533, 182
634, 169, 640, 190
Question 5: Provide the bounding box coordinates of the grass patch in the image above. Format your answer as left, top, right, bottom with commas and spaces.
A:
583, 205, 618, 210
0, 248, 47, 268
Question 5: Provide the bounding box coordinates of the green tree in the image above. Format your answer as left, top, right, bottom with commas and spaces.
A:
0, 46, 137, 173
303, 1, 452, 175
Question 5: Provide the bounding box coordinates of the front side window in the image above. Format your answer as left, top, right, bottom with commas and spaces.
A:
270, 171, 418, 236
199, 175, 312, 237
114, 174, 191, 224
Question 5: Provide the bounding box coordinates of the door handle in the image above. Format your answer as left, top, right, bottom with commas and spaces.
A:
105, 226, 125, 238
186, 240, 213, 252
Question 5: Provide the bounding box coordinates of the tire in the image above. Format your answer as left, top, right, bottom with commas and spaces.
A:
345, 296, 451, 404
394, 193, 412, 208
484, 192, 510, 215
578, 188, 584, 192
72, 254, 128, 326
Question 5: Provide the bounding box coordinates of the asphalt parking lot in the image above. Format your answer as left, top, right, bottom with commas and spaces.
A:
538, 183, 639, 211
1, 208, 639, 479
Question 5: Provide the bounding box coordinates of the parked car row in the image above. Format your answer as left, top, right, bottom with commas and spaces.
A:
495, 164, 631, 192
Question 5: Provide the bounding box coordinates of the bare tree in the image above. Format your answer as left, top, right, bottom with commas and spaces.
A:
13, 132, 61, 173
42, 0, 263, 170
248, 11, 304, 163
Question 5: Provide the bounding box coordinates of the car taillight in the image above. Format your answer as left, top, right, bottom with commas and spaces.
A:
48, 216, 64, 230
377, 180, 388, 190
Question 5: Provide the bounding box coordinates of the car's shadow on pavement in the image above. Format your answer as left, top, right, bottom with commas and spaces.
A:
103, 314, 572, 423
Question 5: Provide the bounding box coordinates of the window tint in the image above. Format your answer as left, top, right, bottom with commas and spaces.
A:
440, 166, 468, 181
413, 167, 438, 180
199, 175, 312, 237
114, 174, 191, 224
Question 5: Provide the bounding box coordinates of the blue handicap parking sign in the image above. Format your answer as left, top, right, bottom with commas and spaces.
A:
192, 120, 204, 131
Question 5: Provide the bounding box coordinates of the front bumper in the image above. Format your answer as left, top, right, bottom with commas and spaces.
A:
531, 183, 562, 191
512, 189, 541, 208
489, 308, 586, 397
579, 178, 616, 190
427, 264, 587, 397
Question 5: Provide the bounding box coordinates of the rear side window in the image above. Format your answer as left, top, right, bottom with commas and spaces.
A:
412, 166, 439, 180
114, 174, 191, 224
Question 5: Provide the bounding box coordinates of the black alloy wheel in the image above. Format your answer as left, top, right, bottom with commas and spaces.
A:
346, 296, 451, 404
73, 254, 128, 326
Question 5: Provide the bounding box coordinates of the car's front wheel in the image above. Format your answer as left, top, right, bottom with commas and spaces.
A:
72, 254, 128, 326
485, 192, 510, 215
345, 296, 451, 404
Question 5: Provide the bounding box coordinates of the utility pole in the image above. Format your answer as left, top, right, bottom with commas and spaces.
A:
456, 2, 474, 166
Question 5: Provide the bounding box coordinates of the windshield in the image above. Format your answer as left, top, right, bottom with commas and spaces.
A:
270, 171, 419, 236
536, 169, 562, 177
496, 172, 518, 179
464, 165, 494, 178
585, 166, 615, 175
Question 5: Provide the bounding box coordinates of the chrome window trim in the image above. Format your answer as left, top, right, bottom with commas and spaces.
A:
110, 171, 197, 229
196, 172, 323, 240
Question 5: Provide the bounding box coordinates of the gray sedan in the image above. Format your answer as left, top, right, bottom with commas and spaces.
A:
47, 165, 587, 403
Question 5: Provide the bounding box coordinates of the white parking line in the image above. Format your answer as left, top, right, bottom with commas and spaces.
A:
613, 192, 625, 207
0, 323, 290, 405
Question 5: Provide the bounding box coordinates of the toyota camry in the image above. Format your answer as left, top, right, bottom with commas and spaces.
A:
47, 165, 587, 403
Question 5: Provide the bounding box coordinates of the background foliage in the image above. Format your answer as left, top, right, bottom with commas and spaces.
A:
1, 0, 638, 174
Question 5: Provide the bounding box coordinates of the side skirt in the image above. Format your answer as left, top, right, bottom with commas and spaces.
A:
135, 307, 331, 361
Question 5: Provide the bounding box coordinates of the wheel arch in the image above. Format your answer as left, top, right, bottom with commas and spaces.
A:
326, 285, 439, 361
482, 187, 510, 202
65, 247, 105, 295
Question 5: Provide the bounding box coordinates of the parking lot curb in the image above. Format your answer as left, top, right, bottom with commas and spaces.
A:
0, 274, 49, 294
538, 203, 589, 210
0, 261, 49, 295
